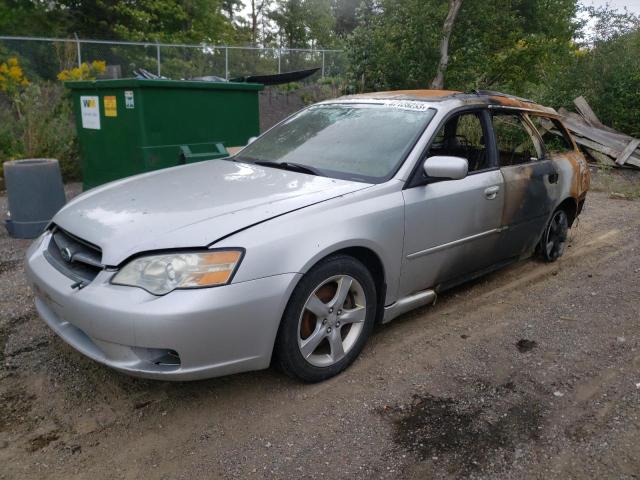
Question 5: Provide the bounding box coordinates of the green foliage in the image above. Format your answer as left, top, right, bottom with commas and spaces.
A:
270, 0, 337, 49
346, 0, 579, 93
332, 0, 360, 37
344, 0, 640, 136
0, 83, 79, 181
534, 6, 640, 137
0, 0, 235, 44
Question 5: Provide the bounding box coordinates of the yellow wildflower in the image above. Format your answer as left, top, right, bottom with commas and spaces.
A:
0, 56, 29, 94
57, 60, 107, 81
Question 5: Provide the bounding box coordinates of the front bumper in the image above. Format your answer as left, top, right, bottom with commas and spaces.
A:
25, 233, 301, 380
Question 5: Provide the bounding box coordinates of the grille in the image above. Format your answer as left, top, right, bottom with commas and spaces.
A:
44, 226, 103, 283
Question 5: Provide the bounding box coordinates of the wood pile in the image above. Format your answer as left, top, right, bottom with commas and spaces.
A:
557, 96, 640, 169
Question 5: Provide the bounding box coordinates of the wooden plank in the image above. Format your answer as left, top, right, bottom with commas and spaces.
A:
626, 156, 640, 168
559, 108, 589, 125
573, 96, 619, 133
559, 107, 634, 146
561, 115, 635, 150
552, 129, 640, 165
584, 147, 615, 165
574, 96, 602, 125
573, 136, 640, 168
615, 139, 640, 166
554, 110, 640, 168
570, 134, 619, 157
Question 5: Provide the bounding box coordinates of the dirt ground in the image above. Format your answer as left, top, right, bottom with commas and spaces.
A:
1, 172, 639, 480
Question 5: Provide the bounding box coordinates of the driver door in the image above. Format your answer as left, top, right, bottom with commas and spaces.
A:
399, 109, 505, 296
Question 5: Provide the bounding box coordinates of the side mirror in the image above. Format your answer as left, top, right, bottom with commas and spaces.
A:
423, 156, 468, 181
247, 136, 258, 145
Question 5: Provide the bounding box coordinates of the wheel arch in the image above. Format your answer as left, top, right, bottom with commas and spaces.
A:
556, 196, 579, 227
300, 245, 388, 324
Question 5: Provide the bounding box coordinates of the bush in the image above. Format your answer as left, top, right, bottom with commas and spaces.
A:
0, 82, 80, 181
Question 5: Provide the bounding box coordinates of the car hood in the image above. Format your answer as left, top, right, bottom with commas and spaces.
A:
54, 160, 372, 265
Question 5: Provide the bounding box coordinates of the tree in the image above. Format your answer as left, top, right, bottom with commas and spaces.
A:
346, 0, 579, 93
537, 5, 640, 137
347, 0, 445, 91
333, 0, 360, 36
430, 0, 462, 89
222, 0, 244, 22
305, 0, 337, 48
0, 0, 235, 44
270, 0, 308, 49
248, 0, 271, 45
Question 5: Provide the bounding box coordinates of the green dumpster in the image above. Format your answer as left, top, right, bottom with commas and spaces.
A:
66, 79, 263, 189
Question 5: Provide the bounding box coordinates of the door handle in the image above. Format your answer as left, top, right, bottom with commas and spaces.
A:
484, 185, 500, 200
547, 172, 559, 184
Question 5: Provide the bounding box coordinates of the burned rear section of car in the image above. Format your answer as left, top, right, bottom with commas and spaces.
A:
489, 107, 590, 261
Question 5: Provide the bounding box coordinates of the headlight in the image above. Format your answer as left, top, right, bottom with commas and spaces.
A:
111, 249, 243, 295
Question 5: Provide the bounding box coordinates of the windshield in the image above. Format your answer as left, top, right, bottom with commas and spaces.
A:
235, 103, 436, 183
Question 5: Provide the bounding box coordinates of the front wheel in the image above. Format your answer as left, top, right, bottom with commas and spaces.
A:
274, 255, 377, 382
539, 208, 569, 262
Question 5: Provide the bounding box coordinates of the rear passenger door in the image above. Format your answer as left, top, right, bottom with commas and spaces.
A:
491, 110, 559, 259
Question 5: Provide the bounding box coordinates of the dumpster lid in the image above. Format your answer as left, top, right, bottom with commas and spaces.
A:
64, 78, 264, 91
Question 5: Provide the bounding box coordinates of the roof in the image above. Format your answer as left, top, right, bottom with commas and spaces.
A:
339, 89, 557, 115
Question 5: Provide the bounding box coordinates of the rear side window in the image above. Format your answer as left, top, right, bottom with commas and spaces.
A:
528, 115, 574, 154
492, 113, 541, 167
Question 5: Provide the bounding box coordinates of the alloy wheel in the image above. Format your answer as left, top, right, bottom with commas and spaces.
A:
297, 275, 367, 367
544, 209, 569, 260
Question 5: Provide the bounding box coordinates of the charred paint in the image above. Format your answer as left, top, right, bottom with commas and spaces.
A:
342, 90, 558, 116
498, 160, 559, 257
341, 89, 589, 261
488, 95, 557, 115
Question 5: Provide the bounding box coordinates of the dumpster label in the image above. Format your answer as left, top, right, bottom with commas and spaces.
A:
80, 96, 101, 130
104, 96, 117, 117
124, 90, 135, 109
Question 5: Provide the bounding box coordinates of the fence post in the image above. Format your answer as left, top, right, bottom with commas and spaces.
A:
156, 41, 161, 76
322, 51, 325, 78
74, 33, 82, 68
225, 47, 229, 80
278, 47, 281, 74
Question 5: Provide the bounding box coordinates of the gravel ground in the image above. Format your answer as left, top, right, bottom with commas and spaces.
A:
1, 174, 639, 479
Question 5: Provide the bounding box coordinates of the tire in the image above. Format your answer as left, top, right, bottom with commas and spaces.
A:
539, 208, 570, 262
274, 254, 377, 382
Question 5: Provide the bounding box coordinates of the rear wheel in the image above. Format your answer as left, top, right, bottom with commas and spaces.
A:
539, 208, 569, 262
274, 255, 377, 382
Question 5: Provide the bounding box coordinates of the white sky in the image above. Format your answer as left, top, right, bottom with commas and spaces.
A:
239, 1, 640, 21
583, 0, 640, 14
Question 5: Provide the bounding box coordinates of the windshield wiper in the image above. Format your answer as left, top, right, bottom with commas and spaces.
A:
254, 160, 321, 176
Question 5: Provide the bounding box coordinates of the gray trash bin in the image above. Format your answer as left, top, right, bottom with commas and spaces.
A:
3, 158, 66, 239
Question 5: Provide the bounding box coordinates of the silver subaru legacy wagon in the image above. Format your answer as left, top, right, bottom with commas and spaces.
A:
25, 90, 590, 382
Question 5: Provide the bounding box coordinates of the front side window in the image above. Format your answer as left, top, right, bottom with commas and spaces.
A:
428, 111, 490, 172
492, 112, 542, 167
236, 104, 436, 183
527, 115, 574, 154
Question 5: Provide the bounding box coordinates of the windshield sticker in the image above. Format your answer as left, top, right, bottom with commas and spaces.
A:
384, 100, 431, 111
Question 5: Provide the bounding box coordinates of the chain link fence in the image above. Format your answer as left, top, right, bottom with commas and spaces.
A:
0, 36, 347, 82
